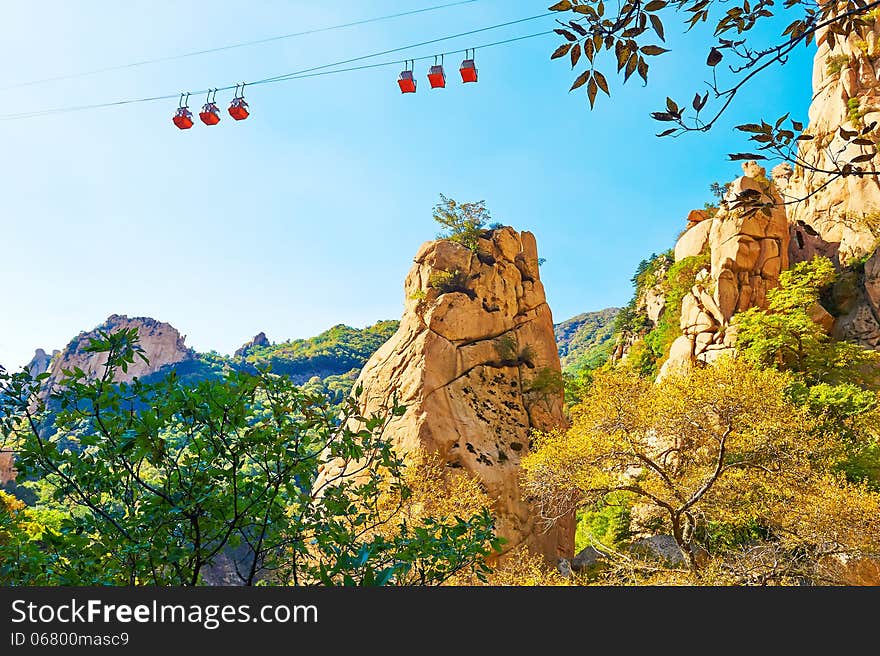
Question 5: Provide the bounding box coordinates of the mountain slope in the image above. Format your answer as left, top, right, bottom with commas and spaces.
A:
554, 308, 619, 373
235, 321, 400, 383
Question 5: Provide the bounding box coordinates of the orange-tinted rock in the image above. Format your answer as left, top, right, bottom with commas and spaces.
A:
320, 227, 574, 562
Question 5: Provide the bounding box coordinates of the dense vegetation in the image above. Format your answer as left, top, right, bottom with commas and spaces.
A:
0, 330, 499, 586
613, 250, 711, 379
555, 308, 619, 373
239, 321, 399, 384
117, 321, 400, 404
528, 256, 880, 584
555, 308, 620, 405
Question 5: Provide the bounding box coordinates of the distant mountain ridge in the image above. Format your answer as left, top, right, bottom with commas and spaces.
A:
554, 307, 620, 374
20, 310, 618, 400
19, 316, 402, 402
236, 321, 400, 384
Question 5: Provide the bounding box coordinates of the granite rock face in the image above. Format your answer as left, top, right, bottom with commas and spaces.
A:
776, 19, 880, 350
234, 332, 270, 357
26, 348, 56, 375
2, 316, 194, 486
783, 19, 880, 264
44, 314, 193, 389
659, 162, 790, 377
0, 452, 15, 487
319, 228, 575, 562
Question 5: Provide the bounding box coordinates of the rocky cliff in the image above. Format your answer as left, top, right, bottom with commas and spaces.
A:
784, 17, 880, 263
45, 314, 193, 389
0, 451, 14, 487
777, 16, 880, 351
324, 227, 575, 562
26, 348, 57, 375
234, 332, 270, 357
659, 162, 791, 376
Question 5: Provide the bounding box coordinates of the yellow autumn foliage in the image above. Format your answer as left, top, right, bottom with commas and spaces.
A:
522, 356, 880, 584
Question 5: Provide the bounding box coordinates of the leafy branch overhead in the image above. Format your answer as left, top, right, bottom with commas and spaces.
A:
548, 0, 880, 123
728, 115, 880, 207
549, 0, 880, 200
549, 0, 670, 108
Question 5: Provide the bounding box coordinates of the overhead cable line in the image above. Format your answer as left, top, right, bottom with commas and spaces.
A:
0, 14, 555, 122
0, 0, 480, 91
248, 12, 553, 86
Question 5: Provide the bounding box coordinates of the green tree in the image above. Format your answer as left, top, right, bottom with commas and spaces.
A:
736, 256, 880, 387
432, 194, 491, 252
0, 329, 500, 586
736, 256, 880, 490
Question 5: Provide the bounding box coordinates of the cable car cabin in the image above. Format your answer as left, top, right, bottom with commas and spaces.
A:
428, 65, 446, 89
228, 97, 249, 120
199, 102, 221, 126
398, 70, 416, 94
172, 107, 194, 130
460, 59, 478, 83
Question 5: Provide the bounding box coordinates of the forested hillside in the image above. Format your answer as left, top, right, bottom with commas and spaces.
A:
554, 308, 619, 374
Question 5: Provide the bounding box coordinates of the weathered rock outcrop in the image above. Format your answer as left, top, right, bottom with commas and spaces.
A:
832, 248, 880, 348
775, 19, 880, 351
322, 227, 574, 562
234, 332, 270, 357
2, 316, 193, 485
784, 18, 880, 263
660, 162, 790, 376
45, 314, 193, 389
0, 451, 15, 487
611, 259, 670, 363
26, 348, 57, 375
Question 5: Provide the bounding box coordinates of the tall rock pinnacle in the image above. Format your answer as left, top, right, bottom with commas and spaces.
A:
324, 226, 575, 562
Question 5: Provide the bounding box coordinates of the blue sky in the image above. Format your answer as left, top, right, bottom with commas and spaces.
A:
0, 1, 814, 369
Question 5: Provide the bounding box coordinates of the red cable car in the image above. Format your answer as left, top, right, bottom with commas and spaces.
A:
199, 89, 221, 126
228, 84, 249, 120
172, 93, 193, 130
398, 61, 416, 94
460, 50, 478, 83
428, 55, 446, 89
